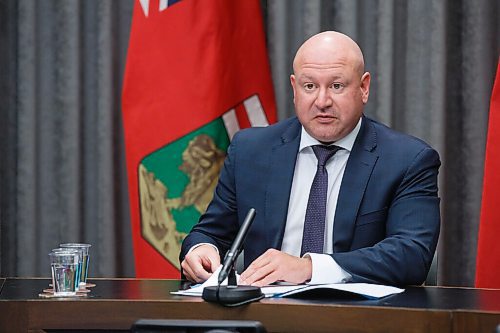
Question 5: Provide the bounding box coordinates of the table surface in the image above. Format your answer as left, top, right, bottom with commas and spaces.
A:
1, 277, 500, 311
1, 278, 500, 333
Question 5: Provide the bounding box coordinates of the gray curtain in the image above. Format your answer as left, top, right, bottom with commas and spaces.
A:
1, 0, 499, 287
0, 0, 135, 278
263, 0, 500, 286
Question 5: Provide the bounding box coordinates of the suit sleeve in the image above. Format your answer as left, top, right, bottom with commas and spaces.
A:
332, 147, 441, 286
179, 133, 241, 263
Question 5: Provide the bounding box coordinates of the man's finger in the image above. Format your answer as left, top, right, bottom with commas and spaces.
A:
183, 255, 212, 282
250, 271, 280, 287
240, 251, 273, 281
201, 255, 220, 274
181, 260, 200, 283
240, 259, 275, 285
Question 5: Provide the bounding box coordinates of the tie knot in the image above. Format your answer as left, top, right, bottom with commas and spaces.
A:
312, 145, 341, 167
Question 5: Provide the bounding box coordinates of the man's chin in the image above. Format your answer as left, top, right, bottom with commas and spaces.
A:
309, 127, 340, 143
312, 132, 339, 144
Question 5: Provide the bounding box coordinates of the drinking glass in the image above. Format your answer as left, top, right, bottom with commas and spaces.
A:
52, 248, 83, 290
60, 243, 91, 287
49, 250, 79, 296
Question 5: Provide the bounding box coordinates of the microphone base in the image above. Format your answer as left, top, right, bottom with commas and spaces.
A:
202, 286, 263, 305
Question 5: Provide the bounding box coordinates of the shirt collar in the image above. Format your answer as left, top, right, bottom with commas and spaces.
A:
299, 117, 362, 153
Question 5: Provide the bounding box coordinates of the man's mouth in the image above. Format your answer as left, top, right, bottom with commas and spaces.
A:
315, 114, 337, 123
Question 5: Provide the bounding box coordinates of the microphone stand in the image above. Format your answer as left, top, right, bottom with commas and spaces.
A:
202, 208, 264, 306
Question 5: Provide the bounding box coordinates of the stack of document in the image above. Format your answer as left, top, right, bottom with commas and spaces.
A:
260, 283, 404, 299
171, 266, 404, 299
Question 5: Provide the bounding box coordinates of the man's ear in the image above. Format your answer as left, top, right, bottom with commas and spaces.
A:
290, 74, 297, 103
360, 72, 371, 104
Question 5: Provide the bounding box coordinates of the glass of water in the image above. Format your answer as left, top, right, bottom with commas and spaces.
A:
49, 250, 79, 296
51, 248, 82, 290
60, 243, 91, 287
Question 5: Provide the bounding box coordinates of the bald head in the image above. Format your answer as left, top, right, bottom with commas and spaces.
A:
290, 31, 371, 143
293, 31, 365, 77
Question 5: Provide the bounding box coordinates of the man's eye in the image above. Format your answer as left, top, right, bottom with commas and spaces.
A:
332, 83, 343, 89
304, 83, 315, 90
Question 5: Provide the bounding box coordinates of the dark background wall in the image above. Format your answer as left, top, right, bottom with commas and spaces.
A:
0, 0, 499, 287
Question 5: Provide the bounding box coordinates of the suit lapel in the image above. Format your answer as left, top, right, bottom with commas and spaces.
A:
333, 116, 378, 252
264, 118, 301, 249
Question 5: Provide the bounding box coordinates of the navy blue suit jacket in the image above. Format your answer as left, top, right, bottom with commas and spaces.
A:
180, 116, 441, 286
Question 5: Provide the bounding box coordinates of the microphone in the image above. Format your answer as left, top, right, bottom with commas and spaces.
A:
218, 208, 256, 285
202, 208, 264, 306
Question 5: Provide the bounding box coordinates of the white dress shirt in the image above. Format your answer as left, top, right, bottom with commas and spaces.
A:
190, 118, 362, 284
280, 118, 362, 284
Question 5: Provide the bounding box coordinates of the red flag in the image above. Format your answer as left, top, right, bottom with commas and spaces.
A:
476, 58, 500, 288
122, 0, 277, 278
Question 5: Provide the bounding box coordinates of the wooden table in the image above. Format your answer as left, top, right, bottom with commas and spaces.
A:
1, 278, 499, 332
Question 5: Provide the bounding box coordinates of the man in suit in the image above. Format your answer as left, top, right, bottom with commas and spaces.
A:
180, 31, 440, 287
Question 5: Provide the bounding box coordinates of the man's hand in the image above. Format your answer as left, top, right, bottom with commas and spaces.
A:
239, 249, 312, 287
181, 244, 221, 283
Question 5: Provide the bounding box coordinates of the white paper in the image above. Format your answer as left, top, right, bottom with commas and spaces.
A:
171, 266, 240, 297
262, 283, 404, 299
172, 268, 404, 300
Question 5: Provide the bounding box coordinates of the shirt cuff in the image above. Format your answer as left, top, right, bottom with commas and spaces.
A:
304, 253, 352, 285
187, 243, 219, 255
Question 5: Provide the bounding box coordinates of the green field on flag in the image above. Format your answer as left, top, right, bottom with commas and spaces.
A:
141, 117, 230, 234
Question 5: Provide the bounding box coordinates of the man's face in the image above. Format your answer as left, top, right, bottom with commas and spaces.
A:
291, 59, 370, 143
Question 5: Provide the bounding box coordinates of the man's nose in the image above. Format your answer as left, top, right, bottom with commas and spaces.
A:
314, 88, 333, 109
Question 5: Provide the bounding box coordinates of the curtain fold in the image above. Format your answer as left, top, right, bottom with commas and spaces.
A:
0, 0, 135, 278
0, 0, 499, 286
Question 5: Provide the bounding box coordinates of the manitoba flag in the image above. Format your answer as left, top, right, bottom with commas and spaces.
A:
122, 0, 277, 278
476, 58, 500, 288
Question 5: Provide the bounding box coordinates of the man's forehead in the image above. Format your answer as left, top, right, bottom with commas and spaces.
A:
295, 61, 354, 76
297, 57, 349, 69
293, 32, 365, 75
297, 68, 345, 78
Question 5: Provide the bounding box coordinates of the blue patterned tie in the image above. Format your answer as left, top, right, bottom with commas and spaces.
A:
301, 145, 342, 256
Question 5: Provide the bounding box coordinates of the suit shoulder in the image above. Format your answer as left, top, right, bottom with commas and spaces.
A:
364, 117, 440, 166
367, 117, 435, 151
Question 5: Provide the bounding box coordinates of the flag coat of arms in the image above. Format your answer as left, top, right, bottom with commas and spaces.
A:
122, 0, 277, 277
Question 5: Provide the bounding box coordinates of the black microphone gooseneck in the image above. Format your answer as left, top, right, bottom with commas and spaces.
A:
202, 208, 264, 306
218, 208, 256, 285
